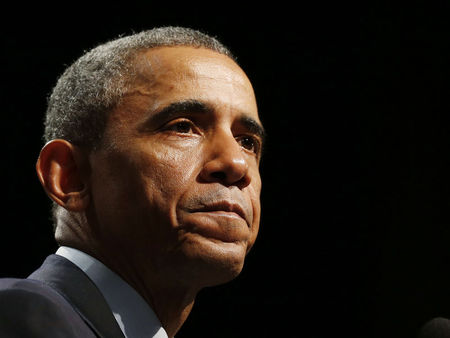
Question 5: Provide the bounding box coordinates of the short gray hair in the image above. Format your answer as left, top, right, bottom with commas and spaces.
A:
44, 26, 235, 149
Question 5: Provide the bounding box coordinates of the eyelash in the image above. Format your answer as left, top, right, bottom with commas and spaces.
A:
162, 119, 261, 155
164, 120, 195, 134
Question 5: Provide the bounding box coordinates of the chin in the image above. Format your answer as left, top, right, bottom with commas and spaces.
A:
176, 232, 248, 288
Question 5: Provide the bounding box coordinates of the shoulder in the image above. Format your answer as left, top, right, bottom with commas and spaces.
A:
0, 277, 69, 312
0, 278, 96, 337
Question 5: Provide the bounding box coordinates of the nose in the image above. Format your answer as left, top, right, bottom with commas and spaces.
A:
200, 130, 250, 188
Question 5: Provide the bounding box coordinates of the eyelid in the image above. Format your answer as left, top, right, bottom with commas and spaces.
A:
160, 118, 199, 134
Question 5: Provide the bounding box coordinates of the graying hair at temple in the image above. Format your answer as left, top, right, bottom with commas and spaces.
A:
43, 26, 235, 150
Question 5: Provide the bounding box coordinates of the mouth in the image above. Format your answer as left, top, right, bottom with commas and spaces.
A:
178, 198, 252, 244
191, 201, 248, 225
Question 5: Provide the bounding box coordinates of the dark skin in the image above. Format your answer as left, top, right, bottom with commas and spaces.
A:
36, 46, 264, 337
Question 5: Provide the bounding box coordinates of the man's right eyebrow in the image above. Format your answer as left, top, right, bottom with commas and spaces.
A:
143, 100, 213, 130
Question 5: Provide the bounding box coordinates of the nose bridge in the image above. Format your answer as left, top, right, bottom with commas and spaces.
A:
202, 127, 250, 186
213, 127, 243, 161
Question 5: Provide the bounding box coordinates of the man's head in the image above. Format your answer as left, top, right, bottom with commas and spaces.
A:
36, 27, 264, 292
43, 26, 236, 149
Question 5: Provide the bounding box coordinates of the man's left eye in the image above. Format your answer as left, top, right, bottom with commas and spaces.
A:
237, 135, 260, 154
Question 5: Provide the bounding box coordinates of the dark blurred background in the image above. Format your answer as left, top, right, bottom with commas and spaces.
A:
1, 2, 450, 337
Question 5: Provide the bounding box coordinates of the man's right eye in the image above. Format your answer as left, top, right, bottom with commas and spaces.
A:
164, 120, 194, 134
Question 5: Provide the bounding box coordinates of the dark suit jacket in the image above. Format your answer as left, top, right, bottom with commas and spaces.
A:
0, 254, 124, 337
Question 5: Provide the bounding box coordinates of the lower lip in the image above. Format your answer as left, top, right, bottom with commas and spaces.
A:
181, 211, 248, 242
199, 210, 243, 219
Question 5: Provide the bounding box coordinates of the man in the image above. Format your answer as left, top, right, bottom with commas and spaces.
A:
0, 26, 264, 337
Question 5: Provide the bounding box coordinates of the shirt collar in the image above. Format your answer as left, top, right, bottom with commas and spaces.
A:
56, 246, 168, 338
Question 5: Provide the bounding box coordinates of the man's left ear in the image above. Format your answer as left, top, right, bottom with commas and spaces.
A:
35, 139, 90, 212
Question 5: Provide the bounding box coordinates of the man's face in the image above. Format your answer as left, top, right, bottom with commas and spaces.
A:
87, 46, 263, 288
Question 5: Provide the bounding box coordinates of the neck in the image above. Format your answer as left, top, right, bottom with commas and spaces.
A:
138, 283, 197, 337
87, 245, 199, 338
57, 215, 201, 337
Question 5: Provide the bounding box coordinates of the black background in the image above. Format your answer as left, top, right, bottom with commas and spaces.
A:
1, 2, 450, 337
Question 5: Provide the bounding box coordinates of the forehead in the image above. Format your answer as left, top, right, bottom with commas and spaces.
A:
138, 46, 249, 85
130, 46, 259, 121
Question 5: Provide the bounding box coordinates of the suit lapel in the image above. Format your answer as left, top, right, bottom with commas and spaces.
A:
28, 254, 124, 338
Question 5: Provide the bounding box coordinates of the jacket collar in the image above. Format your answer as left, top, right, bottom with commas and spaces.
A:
28, 254, 124, 338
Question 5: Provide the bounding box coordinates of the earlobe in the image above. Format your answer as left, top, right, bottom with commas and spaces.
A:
36, 139, 90, 212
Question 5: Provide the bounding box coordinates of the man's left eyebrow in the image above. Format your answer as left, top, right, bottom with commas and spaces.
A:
239, 115, 266, 142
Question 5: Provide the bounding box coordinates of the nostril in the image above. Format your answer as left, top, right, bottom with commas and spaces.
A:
210, 171, 226, 181
208, 170, 250, 189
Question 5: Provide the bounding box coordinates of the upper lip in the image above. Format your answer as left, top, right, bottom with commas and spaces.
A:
194, 201, 247, 222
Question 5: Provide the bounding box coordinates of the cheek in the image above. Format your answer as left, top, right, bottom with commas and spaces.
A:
249, 167, 262, 213
89, 145, 203, 250
247, 170, 262, 250
137, 142, 203, 210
